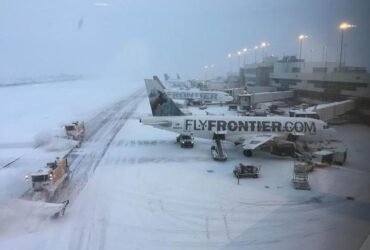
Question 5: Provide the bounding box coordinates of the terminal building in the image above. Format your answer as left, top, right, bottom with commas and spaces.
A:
270, 56, 370, 102
239, 56, 370, 105
241, 56, 276, 87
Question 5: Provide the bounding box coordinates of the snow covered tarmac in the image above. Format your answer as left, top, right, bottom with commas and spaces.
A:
1, 85, 370, 249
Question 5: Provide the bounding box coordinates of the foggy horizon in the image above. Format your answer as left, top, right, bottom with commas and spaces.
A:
0, 0, 369, 82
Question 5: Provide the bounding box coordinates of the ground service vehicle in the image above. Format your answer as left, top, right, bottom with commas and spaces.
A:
26, 158, 70, 201
292, 162, 311, 190
177, 134, 194, 148
65, 121, 85, 141
233, 163, 260, 178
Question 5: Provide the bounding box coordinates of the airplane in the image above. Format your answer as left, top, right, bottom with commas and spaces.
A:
164, 73, 181, 81
163, 73, 190, 90
141, 78, 336, 157
155, 76, 233, 105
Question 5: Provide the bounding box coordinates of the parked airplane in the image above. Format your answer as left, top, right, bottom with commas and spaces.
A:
154, 76, 233, 105
164, 73, 181, 81
141, 78, 335, 157
163, 73, 190, 90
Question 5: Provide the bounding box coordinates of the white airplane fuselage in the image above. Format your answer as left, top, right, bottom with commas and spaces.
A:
141, 115, 334, 143
165, 90, 233, 104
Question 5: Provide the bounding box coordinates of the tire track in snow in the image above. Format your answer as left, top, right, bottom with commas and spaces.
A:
56, 89, 144, 203
19, 89, 144, 201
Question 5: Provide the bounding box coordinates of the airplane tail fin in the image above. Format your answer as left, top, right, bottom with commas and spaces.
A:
164, 73, 170, 81
145, 77, 184, 117
153, 75, 167, 90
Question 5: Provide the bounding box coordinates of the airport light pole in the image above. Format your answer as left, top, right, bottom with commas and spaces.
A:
339, 22, 356, 70
260, 42, 270, 63
204, 65, 208, 81
310, 49, 314, 62
237, 51, 242, 69
254, 46, 259, 64
227, 53, 232, 73
298, 34, 308, 61
322, 45, 327, 63
242, 48, 247, 66
260, 42, 266, 62
343, 43, 348, 66
210, 64, 215, 79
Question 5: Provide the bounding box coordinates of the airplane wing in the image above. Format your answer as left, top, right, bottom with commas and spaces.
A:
241, 134, 278, 150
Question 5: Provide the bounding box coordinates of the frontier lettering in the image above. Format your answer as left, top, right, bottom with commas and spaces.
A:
184, 119, 316, 134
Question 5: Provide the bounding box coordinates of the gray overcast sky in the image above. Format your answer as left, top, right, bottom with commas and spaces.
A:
0, 0, 369, 81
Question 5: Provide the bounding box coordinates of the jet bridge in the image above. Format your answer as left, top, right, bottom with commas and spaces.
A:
211, 131, 227, 161
237, 91, 294, 109
308, 100, 355, 122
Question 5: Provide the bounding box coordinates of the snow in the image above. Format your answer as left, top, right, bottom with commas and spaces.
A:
0, 85, 369, 249
0, 199, 65, 238
0, 78, 140, 202
0, 78, 140, 143
0, 78, 141, 168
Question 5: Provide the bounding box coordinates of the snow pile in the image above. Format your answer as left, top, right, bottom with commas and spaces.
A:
0, 199, 63, 238
33, 131, 54, 147
43, 137, 77, 152
34, 129, 77, 152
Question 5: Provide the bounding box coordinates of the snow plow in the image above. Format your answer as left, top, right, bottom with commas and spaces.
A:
25, 158, 70, 202
64, 121, 85, 143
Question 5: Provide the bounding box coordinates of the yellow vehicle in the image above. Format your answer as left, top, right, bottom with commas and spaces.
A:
26, 158, 70, 201
65, 121, 85, 141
